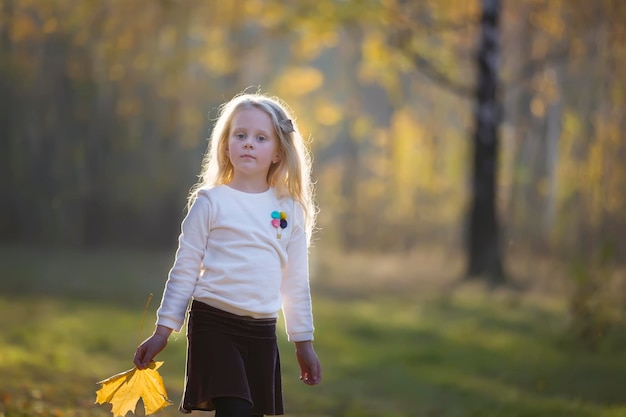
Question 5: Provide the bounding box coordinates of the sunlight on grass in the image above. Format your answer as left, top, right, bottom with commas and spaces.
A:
1, 246, 626, 417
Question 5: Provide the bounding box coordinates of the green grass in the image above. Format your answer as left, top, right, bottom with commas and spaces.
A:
0, 245, 625, 417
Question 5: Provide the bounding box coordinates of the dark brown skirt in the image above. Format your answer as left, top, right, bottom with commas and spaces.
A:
180, 300, 284, 415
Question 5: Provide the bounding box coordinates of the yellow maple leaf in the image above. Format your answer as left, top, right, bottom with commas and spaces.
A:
95, 361, 172, 417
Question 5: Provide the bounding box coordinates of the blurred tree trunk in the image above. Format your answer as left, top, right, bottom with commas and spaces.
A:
505, 4, 535, 245
542, 67, 563, 234
338, 27, 362, 249
466, 0, 505, 283
0, 0, 15, 241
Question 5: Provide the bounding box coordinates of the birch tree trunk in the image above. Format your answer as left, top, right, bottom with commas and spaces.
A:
466, 0, 505, 283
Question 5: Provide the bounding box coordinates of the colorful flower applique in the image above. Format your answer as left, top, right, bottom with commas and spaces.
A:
271, 211, 288, 239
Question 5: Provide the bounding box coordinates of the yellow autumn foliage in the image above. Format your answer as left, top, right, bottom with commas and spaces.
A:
275, 66, 324, 96
95, 361, 172, 417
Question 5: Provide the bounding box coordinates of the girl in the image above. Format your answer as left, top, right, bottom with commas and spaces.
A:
133, 93, 321, 417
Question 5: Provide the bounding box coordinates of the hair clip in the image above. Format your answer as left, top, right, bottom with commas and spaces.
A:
278, 119, 295, 134
271, 211, 288, 239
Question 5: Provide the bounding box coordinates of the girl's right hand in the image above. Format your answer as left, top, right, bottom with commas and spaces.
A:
133, 333, 169, 369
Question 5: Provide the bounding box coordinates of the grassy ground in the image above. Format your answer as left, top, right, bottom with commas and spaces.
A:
0, 245, 625, 417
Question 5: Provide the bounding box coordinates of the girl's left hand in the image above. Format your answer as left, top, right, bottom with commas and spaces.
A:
295, 341, 322, 385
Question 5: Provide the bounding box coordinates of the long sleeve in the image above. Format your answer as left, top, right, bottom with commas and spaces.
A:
280, 203, 314, 342
156, 193, 212, 331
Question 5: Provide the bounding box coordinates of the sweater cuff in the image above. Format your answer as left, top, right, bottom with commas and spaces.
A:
156, 317, 184, 333
287, 331, 314, 342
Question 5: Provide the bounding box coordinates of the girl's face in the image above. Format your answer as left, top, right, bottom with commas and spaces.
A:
227, 107, 281, 184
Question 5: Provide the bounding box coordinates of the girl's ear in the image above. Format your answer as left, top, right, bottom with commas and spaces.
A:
272, 153, 281, 163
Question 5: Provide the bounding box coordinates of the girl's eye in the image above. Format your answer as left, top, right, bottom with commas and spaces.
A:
235, 133, 245, 139
257, 136, 267, 142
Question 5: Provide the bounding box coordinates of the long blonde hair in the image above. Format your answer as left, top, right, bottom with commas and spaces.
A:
189, 93, 317, 243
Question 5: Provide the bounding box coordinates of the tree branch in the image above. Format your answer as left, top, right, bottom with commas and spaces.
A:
407, 50, 475, 98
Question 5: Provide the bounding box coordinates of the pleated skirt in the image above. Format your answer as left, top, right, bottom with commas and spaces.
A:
180, 300, 284, 415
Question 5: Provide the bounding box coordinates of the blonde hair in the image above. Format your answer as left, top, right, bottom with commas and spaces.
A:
189, 92, 317, 243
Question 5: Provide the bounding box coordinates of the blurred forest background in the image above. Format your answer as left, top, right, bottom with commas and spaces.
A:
1, 0, 624, 256
1, 0, 626, 416
0, 0, 624, 251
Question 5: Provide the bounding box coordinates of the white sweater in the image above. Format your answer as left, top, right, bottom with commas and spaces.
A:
156, 185, 314, 342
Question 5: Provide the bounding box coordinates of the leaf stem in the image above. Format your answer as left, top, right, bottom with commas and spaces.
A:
139, 293, 153, 346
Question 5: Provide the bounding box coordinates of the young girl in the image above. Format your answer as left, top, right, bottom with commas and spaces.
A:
133, 93, 321, 417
